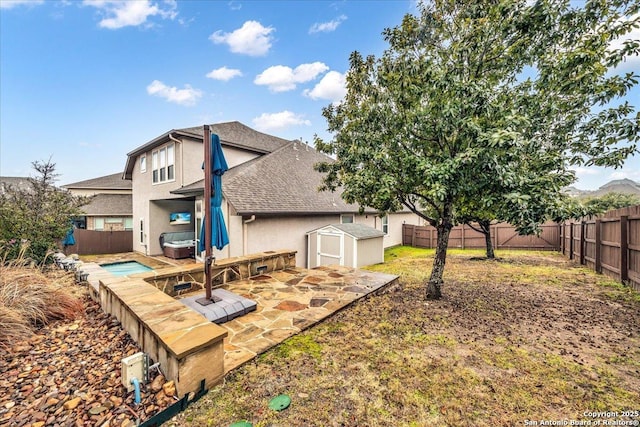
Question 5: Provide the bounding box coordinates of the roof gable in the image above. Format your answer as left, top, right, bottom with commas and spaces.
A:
124, 121, 291, 179
63, 172, 131, 190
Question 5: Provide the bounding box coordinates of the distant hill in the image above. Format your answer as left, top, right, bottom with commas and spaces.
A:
565, 178, 640, 198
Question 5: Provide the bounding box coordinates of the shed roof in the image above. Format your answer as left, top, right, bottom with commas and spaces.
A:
307, 223, 385, 240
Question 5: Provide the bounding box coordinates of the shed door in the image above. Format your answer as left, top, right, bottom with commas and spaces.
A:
317, 231, 343, 266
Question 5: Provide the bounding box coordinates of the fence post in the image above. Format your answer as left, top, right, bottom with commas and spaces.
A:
461, 224, 465, 249
429, 228, 433, 249
558, 223, 563, 252
595, 219, 602, 273
620, 216, 629, 283
580, 221, 586, 265
569, 222, 574, 260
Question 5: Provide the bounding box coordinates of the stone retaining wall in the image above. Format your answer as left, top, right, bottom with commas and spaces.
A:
98, 276, 227, 397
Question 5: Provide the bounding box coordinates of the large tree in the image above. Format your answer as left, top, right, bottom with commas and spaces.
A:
0, 160, 89, 263
315, 0, 639, 299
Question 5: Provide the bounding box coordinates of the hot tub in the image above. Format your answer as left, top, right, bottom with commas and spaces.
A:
163, 239, 195, 259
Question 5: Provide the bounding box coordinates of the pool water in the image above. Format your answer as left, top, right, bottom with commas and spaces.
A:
101, 261, 153, 276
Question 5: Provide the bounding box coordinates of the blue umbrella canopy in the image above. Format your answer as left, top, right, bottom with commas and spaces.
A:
199, 133, 229, 252
62, 225, 76, 247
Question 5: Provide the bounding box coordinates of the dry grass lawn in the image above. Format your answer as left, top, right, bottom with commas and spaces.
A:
171, 248, 640, 427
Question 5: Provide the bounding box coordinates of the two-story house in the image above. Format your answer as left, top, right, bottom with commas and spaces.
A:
123, 121, 421, 266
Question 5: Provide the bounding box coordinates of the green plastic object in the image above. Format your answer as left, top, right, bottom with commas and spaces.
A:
268, 394, 291, 411
229, 422, 252, 427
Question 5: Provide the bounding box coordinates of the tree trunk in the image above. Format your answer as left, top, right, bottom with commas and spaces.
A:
480, 219, 495, 259
427, 222, 453, 299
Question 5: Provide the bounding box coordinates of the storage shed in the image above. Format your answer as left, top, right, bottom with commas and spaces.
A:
306, 223, 385, 268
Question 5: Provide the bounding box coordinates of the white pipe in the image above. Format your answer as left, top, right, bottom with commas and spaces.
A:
243, 215, 256, 255
168, 133, 182, 184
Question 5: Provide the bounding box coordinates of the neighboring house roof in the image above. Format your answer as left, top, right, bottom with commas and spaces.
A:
307, 223, 386, 240
172, 141, 379, 215
81, 194, 132, 216
124, 121, 291, 179
63, 172, 132, 191
0, 176, 32, 194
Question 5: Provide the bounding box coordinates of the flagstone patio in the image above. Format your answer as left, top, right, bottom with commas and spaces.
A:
179, 265, 398, 373
78, 252, 398, 380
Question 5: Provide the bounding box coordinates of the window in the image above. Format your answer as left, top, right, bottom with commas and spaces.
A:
94, 218, 104, 231
167, 144, 175, 180
382, 215, 389, 234
341, 214, 354, 224
152, 151, 158, 183
152, 143, 175, 184
105, 217, 122, 224
139, 218, 144, 244
140, 155, 146, 173
124, 217, 133, 231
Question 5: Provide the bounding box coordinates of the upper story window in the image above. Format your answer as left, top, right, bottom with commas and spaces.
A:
140, 155, 146, 173
152, 143, 175, 184
382, 214, 389, 234
341, 214, 354, 224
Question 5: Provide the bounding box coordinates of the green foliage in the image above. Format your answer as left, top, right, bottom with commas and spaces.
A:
0, 160, 89, 264
581, 192, 640, 216
315, 0, 639, 296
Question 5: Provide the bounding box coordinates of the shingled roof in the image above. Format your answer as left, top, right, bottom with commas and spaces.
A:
124, 121, 291, 179
63, 173, 131, 190
0, 176, 32, 194
172, 141, 377, 216
178, 121, 291, 154
81, 194, 132, 216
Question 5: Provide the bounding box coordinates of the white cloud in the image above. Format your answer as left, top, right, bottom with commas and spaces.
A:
574, 167, 602, 177
210, 20, 274, 57
608, 13, 640, 71
146, 80, 202, 106
303, 70, 347, 103
206, 66, 243, 81
309, 15, 347, 34
610, 169, 640, 181
83, 0, 177, 29
254, 62, 329, 92
227, 1, 241, 11
252, 111, 311, 131
0, 0, 44, 9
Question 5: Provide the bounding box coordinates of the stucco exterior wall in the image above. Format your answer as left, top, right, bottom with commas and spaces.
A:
246, 215, 342, 267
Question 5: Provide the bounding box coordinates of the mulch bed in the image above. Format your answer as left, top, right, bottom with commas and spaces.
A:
0, 293, 176, 427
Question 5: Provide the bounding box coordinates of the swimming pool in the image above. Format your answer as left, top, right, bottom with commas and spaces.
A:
101, 261, 153, 276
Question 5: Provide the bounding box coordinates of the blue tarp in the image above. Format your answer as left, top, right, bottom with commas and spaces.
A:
199, 133, 229, 252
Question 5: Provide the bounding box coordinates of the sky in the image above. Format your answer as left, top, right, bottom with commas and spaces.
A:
0, 0, 638, 190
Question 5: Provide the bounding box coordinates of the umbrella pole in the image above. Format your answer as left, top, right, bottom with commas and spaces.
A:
197, 124, 214, 306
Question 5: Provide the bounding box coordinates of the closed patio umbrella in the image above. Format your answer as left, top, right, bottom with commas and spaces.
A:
198, 133, 229, 252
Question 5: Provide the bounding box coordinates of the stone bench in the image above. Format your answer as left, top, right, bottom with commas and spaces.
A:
98, 276, 227, 397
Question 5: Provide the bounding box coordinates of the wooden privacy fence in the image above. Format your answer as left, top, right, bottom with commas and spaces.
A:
402, 222, 561, 251
63, 229, 132, 255
560, 205, 640, 291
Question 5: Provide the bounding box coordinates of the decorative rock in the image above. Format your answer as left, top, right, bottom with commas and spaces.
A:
89, 405, 107, 415
149, 374, 165, 392
63, 397, 81, 410
162, 381, 176, 397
